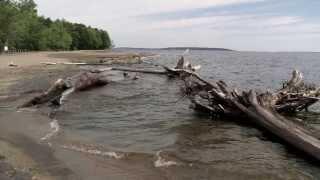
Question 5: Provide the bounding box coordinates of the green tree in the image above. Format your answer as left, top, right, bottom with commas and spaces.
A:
15, 0, 42, 50
0, 0, 17, 51
39, 22, 72, 50
100, 30, 111, 49
0, 0, 111, 51
17, 0, 37, 13
9, 11, 43, 50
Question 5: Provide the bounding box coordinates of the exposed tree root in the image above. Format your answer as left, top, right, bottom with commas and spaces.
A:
173, 58, 320, 160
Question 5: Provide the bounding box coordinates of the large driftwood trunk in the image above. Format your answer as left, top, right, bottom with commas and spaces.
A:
19, 56, 320, 161
233, 91, 320, 160
20, 79, 70, 108
74, 72, 109, 91
20, 72, 109, 108
170, 58, 320, 160
109, 58, 320, 160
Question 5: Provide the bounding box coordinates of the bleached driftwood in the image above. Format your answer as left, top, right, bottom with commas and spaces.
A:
173, 58, 320, 160
20, 72, 109, 108
23, 55, 320, 161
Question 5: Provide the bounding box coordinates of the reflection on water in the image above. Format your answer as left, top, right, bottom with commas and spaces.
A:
1, 50, 320, 179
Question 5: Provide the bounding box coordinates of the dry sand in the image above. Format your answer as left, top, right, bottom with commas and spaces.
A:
0, 52, 68, 69
0, 50, 146, 69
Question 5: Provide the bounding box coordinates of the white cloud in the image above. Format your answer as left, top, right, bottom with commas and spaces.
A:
129, 0, 264, 14
35, 0, 263, 18
261, 16, 303, 26
33, 0, 319, 51
146, 15, 249, 30
145, 14, 305, 31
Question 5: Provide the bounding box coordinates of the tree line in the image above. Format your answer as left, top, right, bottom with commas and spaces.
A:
0, 0, 112, 52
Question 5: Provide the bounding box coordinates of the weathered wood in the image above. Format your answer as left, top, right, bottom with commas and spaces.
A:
20, 72, 110, 108
20, 79, 70, 108
232, 91, 320, 160
175, 56, 185, 69
74, 72, 109, 91
172, 57, 320, 160
20, 55, 320, 161
20, 60, 185, 108
110, 67, 167, 75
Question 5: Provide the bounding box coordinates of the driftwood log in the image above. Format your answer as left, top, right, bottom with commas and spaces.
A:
20, 56, 320, 161
73, 72, 109, 91
168, 58, 320, 160
182, 69, 320, 116
20, 79, 70, 108
20, 72, 109, 108
20, 57, 179, 108
109, 56, 320, 160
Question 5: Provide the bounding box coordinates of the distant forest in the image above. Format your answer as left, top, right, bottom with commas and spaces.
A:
0, 0, 112, 52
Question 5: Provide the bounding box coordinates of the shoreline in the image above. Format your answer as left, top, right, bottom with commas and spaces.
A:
0, 50, 147, 180
0, 50, 149, 69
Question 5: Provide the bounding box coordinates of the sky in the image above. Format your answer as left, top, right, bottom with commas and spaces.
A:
34, 0, 320, 51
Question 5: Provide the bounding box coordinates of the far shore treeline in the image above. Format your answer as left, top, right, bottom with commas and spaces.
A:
0, 0, 112, 52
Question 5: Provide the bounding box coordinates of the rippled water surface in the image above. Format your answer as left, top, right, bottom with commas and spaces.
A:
2, 50, 320, 179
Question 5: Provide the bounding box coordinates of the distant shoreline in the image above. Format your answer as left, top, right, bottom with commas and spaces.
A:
162, 47, 234, 51
116, 47, 320, 53
117, 47, 234, 51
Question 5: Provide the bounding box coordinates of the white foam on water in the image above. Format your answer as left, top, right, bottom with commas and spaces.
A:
183, 49, 190, 55
154, 151, 179, 168
60, 87, 75, 105
17, 108, 38, 112
61, 144, 124, 159
0, 95, 9, 99
141, 54, 161, 61
41, 119, 60, 141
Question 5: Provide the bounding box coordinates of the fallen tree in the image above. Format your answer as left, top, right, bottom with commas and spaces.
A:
104, 56, 320, 160
98, 56, 320, 160
169, 59, 320, 160
181, 69, 320, 116
20, 71, 109, 108
20, 56, 320, 161
41, 56, 196, 77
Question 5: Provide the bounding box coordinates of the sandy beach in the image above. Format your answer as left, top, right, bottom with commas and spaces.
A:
0, 50, 146, 69
1, 50, 320, 180
0, 50, 146, 180
0, 52, 66, 69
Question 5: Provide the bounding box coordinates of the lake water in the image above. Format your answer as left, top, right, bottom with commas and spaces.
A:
1, 50, 320, 179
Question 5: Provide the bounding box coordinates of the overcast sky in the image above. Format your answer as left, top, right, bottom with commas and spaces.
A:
34, 0, 320, 51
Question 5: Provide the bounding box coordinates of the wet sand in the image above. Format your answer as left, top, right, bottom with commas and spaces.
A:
0, 52, 74, 179
0, 50, 147, 180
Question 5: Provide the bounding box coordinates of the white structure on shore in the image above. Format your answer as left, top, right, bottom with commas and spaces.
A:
4, 46, 8, 52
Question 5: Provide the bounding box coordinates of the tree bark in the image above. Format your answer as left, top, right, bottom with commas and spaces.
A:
20, 72, 109, 108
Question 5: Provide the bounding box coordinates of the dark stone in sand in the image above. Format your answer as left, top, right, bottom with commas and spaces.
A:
0, 161, 13, 173
0, 174, 11, 180
11, 172, 32, 180
0, 160, 32, 180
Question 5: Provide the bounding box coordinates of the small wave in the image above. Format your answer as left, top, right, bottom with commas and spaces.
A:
60, 87, 75, 105
60, 144, 124, 159
154, 151, 179, 168
41, 119, 60, 141
0, 95, 9, 99
17, 108, 38, 112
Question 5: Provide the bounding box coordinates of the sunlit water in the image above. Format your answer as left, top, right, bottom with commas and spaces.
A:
1, 50, 320, 179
